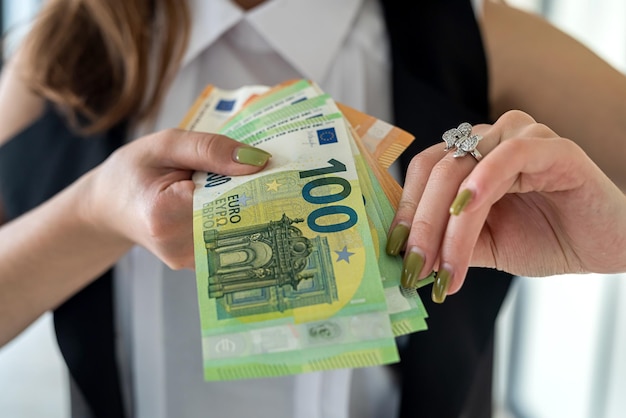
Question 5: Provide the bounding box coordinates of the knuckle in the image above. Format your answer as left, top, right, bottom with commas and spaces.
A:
409, 219, 436, 245
406, 146, 442, 176
161, 127, 182, 137
499, 109, 536, 127
194, 133, 213, 159
429, 157, 467, 183
406, 219, 439, 263
141, 194, 172, 242
396, 198, 418, 219
405, 154, 427, 177
144, 214, 168, 245
560, 137, 585, 156
150, 128, 181, 155
533, 122, 554, 135
519, 122, 557, 139
496, 138, 528, 157
194, 132, 225, 161
160, 127, 183, 144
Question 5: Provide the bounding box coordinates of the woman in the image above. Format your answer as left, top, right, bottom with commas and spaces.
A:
0, 0, 624, 417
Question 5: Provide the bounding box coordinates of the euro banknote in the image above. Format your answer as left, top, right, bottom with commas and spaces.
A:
180, 80, 430, 380
215, 86, 434, 336
190, 106, 398, 380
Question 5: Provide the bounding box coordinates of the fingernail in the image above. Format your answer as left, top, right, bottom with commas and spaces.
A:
386, 223, 410, 256
234, 146, 272, 166
432, 267, 452, 304
401, 249, 425, 288
450, 189, 473, 216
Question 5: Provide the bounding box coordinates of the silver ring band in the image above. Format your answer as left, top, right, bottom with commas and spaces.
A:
467, 148, 482, 161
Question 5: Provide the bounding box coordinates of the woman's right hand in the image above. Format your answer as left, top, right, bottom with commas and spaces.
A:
0, 128, 270, 345
82, 128, 271, 270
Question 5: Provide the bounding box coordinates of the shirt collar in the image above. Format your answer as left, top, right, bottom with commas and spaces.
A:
183, 0, 364, 82
182, 0, 244, 68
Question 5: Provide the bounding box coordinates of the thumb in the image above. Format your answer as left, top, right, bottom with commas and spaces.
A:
146, 128, 271, 175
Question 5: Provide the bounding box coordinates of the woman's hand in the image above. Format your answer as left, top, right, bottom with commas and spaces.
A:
0, 128, 270, 345
83, 128, 271, 270
387, 110, 626, 303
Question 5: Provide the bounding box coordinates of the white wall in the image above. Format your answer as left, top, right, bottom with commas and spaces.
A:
2, 0, 41, 57
0, 314, 69, 418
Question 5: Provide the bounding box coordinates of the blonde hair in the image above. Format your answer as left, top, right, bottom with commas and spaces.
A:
21, 0, 190, 133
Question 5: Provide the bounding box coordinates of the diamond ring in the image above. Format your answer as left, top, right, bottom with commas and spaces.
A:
442, 122, 483, 161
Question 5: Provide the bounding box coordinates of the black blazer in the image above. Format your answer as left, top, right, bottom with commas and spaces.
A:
0, 1, 512, 417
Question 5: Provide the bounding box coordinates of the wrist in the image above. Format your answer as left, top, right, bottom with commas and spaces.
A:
73, 168, 134, 252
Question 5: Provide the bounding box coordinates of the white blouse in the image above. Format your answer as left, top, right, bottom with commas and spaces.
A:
114, 0, 480, 417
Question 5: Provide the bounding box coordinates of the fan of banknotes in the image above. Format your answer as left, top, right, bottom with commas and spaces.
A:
179, 79, 435, 381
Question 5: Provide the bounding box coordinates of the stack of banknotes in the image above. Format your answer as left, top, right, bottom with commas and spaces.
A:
179, 79, 435, 381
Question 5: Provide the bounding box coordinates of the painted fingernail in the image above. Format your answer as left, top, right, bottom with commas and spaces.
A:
450, 189, 473, 216
401, 249, 425, 288
234, 146, 272, 166
386, 223, 410, 256
432, 267, 452, 304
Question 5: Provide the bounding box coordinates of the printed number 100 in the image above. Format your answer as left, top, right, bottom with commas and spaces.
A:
299, 159, 358, 233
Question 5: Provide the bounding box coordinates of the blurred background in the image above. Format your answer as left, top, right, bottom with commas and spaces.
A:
0, 0, 624, 417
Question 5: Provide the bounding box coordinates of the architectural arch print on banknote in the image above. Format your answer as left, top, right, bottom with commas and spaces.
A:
204, 213, 338, 319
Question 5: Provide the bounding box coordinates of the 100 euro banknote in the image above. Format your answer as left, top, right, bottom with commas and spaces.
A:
219, 90, 432, 336
213, 82, 432, 336
191, 113, 398, 380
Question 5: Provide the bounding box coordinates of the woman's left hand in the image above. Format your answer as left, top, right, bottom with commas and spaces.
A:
387, 110, 626, 303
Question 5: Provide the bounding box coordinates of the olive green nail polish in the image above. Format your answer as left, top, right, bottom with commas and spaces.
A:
432, 268, 452, 304
386, 224, 410, 256
450, 189, 473, 216
401, 250, 425, 288
234, 146, 272, 166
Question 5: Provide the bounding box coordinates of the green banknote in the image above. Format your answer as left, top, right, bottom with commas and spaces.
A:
220, 84, 433, 336
347, 134, 433, 335
192, 116, 398, 380
221, 93, 336, 141
184, 79, 434, 380
218, 79, 322, 133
